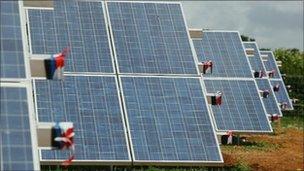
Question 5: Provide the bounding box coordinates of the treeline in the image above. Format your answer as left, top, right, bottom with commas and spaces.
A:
274, 48, 304, 114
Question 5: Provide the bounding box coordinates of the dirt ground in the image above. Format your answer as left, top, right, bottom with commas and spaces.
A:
221, 126, 304, 171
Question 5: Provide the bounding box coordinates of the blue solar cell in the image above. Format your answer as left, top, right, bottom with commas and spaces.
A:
35, 76, 130, 161
0, 1, 26, 78
107, 2, 197, 75
28, 0, 114, 73
270, 80, 293, 110
0, 87, 34, 170
256, 79, 282, 116
243, 42, 266, 75
28, 10, 57, 54
193, 31, 252, 78
204, 79, 271, 132
260, 51, 281, 79
121, 77, 222, 162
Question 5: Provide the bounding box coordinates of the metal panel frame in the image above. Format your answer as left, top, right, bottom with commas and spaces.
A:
105, 1, 200, 77
25, 1, 117, 75
0, 82, 40, 170
33, 74, 132, 164
203, 30, 255, 78
0, 1, 29, 82
200, 78, 273, 134
118, 75, 223, 165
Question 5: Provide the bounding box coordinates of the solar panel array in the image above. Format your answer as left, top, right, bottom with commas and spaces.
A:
243, 42, 282, 116
108, 2, 197, 75
1, 0, 296, 168
193, 31, 252, 78
29, 0, 222, 165
0, 1, 26, 79
260, 51, 293, 110
0, 86, 35, 170
35, 76, 130, 161
192, 31, 271, 132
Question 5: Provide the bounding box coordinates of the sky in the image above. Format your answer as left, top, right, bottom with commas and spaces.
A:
181, 1, 303, 50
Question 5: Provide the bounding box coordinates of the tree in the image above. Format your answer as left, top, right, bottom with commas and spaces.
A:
241, 35, 255, 42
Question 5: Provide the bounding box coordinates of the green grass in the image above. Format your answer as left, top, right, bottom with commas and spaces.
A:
280, 111, 304, 129
232, 162, 251, 171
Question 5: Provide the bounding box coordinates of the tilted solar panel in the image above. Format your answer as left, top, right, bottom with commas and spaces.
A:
28, 0, 114, 73
0, 86, 35, 170
34, 76, 130, 161
270, 80, 293, 110
192, 31, 252, 78
256, 79, 282, 116
260, 51, 281, 79
203, 79, 272, 132
107, 2, 197, 75
27, 10, 57, 54
243, 42, 267, 75
0, 1, 26, 79
121, 76, 222, 163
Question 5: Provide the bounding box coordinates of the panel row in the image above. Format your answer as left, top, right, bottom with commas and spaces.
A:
191, 31, 272, 132
34, 75, 223, 163
27, 1, 198, 75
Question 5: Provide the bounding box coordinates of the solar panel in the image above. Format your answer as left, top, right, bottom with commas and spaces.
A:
0, 86, 35, 170
203, 79, 272, 132
28, 0, 114, 73
243, 42, 266, 75
260, 51, 281, 79
192, 31, 252, 78
34, 76, 130, 161
256, 79, 282, 116
0, 1, 26, 79
261, 51, 293, 110
121, 76, 222, 162
270, 80, 293, 110
27, 10, 57, 54
107, 2, 197, 75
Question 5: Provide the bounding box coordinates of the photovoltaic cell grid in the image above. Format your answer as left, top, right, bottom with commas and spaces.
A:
260, 51, 281, 79
35, 76, 130, 161
107, 2, 197, 75
121, 77, 222, 162
0, 87, 34, 170
0, 1, 26, 79
28, 0, 114, 73
261, 51, 293, 110
255, 79, 282, 116
192, 32, 252, 78
270, 80, 293, 110
28, 10, 57, 54
243, 43, 266, 75
204, 80, 271, 132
